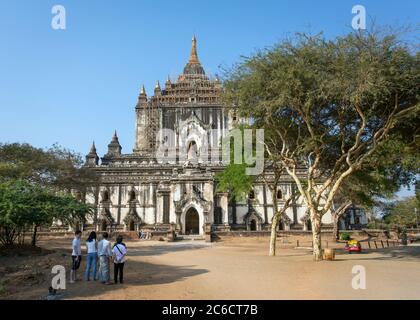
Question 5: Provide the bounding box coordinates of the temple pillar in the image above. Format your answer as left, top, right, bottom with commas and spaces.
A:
175, 211, 182, 232
220, 193, 229, 225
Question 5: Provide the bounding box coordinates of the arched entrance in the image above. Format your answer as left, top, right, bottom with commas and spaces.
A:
187, 141, 198, 161
129, 220, 135, 231
185, 208, 200, 235
250, 219, 257, 231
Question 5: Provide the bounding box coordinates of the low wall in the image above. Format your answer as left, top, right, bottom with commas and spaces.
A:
30, 227, 396, 242
213, 229, 392, 239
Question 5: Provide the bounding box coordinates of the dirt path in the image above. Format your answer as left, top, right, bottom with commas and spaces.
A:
1, 237, 420, 300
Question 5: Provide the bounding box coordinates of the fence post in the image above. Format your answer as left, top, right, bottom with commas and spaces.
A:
368, 241, 371, 249
297, 240, 299, 247
386, 240, 389, 247
381, 240, 384, 248
374, 241, 378, 249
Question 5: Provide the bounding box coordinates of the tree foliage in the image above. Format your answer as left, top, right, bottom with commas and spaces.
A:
0, 143, 99, 193
382, 196, 419, 228
223, 29, 419, 260
0, 179, 93, 246
0, 143, 97, 246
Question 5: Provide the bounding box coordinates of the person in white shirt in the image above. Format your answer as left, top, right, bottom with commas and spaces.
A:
70, 230, 82, 284
85, 231, 98, 281
98, 232, 112, 284
112, 235, 127, 284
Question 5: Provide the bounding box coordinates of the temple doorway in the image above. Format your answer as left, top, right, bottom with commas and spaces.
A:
250, 219, 257, 231
129, 220, 135, 231
185, 208, 200, 235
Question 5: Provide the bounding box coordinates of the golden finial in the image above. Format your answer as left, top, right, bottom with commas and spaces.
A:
189, 35, 200, 64
140, 85, 146, 95
155, 80, 161, 90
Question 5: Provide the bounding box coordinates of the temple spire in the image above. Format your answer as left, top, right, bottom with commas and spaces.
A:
90, 141, 97, 153
86, 141, 99, 166
106, 130, 122, 156
183, 36, 205, 75
189, 35, 200, 64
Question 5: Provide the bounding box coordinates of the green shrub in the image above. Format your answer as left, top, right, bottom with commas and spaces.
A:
0, 278, 9, 296
340, 232, 351, 241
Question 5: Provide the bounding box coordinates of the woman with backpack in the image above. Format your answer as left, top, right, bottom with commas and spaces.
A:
112, 235, 127, 284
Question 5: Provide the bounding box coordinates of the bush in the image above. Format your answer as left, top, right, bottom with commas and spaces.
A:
340, 232, 351, 241
367, 221, 390, 230
0, 278, 8, 296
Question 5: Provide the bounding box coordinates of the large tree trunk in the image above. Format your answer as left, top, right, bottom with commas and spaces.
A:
332, 214, 339, 242
269, 213, 279, 256
311, 213, 323, 261
31, 225, 38, 247
331, 201, 352, 242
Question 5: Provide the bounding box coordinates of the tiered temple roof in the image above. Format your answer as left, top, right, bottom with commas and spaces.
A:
137, 36, 222, 107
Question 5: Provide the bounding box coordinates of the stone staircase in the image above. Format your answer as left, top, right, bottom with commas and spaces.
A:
176, 234, 205, 241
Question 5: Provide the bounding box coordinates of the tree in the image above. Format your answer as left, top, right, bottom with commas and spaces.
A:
330, 169, 393, 242
0, 180, 53, 246
52, 193, 94, 231
0, 143, 54, 184
0, 179, 94, 246
0, 180, 30, 245
215, 163, 255, 202
331, 122, 419, 241
215, 128, 297, 256
383, 196, 419, 228
223, 30, 419, 260
0, 143, 99, 195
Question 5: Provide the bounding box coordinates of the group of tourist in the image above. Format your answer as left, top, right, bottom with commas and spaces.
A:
70, 230, 127, 285
138, 229, 151, 240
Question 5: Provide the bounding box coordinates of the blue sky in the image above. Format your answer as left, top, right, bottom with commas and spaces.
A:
0, 0, 418, 196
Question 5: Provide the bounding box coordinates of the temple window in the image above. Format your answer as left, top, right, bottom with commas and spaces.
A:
102, 190, 109, 202
187, 141, 198, 160
129, 190, 136, 201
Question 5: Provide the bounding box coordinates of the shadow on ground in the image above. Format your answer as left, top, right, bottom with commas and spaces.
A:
65, 259, 209, 299
128, 242, 211, 257
333, 245, 420, 262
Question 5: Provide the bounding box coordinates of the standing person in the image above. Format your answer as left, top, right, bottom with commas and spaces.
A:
85, 231, 98, 281
112, 235, 127, 284
70, 230, 82, 284
98, 232, 112, 284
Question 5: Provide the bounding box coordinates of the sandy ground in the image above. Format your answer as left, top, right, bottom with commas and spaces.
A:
1, 236, 419, 300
